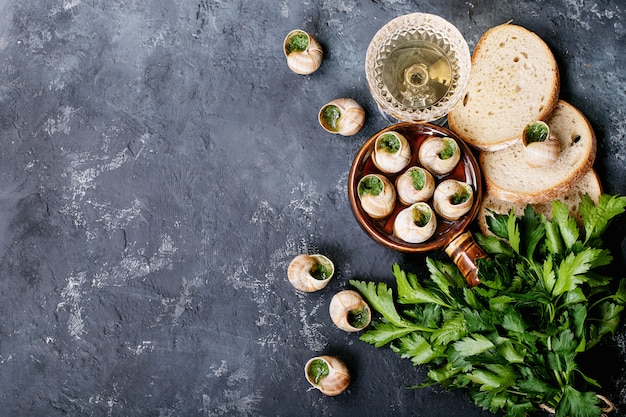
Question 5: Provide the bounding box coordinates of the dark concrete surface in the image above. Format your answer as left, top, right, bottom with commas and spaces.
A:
0, 0, 625, 416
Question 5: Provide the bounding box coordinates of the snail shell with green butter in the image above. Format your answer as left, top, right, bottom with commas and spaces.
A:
287, 254, 334, 292
395, 166, 435, 205
433, 179, 474, 220
521, 121, 561, 167
418, 136, 461, 175
283, 29, 323, 75
357, 174, 396, 219
329, 290, 371, 332
304, 355, 350, 396
393, 202, 437, 244
318, 98, 365, 136
372, 131, 411, 174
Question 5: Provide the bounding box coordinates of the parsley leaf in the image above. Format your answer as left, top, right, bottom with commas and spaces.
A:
394, 263, 451, 307
552, 248, 601, 297
556, 386, 601, 417
553, 200, 580, 249
391, 333, 443, 365
453, 334, 495, 357
580, 194, 626, 243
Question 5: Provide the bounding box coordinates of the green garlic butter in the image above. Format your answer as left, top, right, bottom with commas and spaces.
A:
307, 359, 329, 384
286, 33, 309, 54
358, 175, 383, 197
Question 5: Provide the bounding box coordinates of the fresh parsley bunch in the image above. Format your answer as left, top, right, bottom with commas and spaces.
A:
351, 194, 626, 417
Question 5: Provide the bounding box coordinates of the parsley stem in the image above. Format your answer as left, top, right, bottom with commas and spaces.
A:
506, 388, 528, 397
554, 369, 565, 389
547, 303, 556, 323
588, 294, 613, 310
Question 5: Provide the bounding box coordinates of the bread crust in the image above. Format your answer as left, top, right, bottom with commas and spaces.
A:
448, 23, 560, 151
479, 100, 596, 204
478, 169, 602, 235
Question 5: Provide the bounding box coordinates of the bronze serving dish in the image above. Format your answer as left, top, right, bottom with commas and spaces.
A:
348, 122, 486, 286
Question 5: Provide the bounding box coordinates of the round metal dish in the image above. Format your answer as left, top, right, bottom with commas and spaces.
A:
348, 122, 484, 285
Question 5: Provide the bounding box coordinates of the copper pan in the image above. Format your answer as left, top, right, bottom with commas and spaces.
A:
348, 122, 486, 286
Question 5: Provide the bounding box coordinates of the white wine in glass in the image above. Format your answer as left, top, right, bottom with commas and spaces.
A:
366, 13, 471, 123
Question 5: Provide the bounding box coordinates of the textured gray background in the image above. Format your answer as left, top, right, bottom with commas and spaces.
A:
0, 0, 625, 416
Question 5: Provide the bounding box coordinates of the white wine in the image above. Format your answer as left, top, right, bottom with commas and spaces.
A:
365, 13, 471, 122
380, 39, 454, 109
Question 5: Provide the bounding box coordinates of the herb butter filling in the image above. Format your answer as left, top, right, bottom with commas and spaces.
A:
286, 33, 309, 54
358, 175, 383, 197
408, 168, 426, 190
307, 359, 329, 384
322, 105, 341, 131
438, 138, 457, 160
450, 187, 470, 205
524, 122, 549, 143
411, 205, 431, 227
348, 308, 369, 328
310, 261, 332, 281
378, 133, 401, 154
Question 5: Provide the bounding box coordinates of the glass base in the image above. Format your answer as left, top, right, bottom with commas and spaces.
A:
375, 102, 449, 128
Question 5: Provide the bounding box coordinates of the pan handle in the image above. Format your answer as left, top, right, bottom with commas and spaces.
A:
444, 231, 487, 287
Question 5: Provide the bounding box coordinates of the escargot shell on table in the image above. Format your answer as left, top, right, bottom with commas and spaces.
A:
329, 290, 371, 332
318, 98, 365, 136
283, 29, 323, 75
304, 355, 350, 396
287, 254, 334, 292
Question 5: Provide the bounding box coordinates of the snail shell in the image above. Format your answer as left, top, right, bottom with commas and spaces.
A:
283, 29, 323, 75
287, 254, 334, 292
523, 137, 561, 167
433, 179, 474, 220
395, 166, 436, 205
318, 98, 365, 136
329, 290, 371, 332
393, 202, 437, 244
418, 136, 461, 175
304, 355, 350, 396
357, 174, 396, 219
522, 121, 561, 167
372, 131, 411, 174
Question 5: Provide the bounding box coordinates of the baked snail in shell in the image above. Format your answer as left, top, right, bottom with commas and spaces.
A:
521, 121, 561, 167
329, 290, 371, 332
418, 136, 461, 175
393, 202, 437, 244
357, 174, 396, 219
304, 355, 350, 396
372, 131, 411, 174
433, 179, 474, 220
287, 254, 334, 292
283, 29, 323, 75
395, 166, 435, 205
318, 98, 365, 136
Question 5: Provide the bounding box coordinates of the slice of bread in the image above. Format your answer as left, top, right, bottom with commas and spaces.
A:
479, 100, 597, 204
448, 23, 560, 151
477, 168, 602, 235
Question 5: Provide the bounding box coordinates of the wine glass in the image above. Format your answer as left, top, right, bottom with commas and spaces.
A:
365, 13, 471, 124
